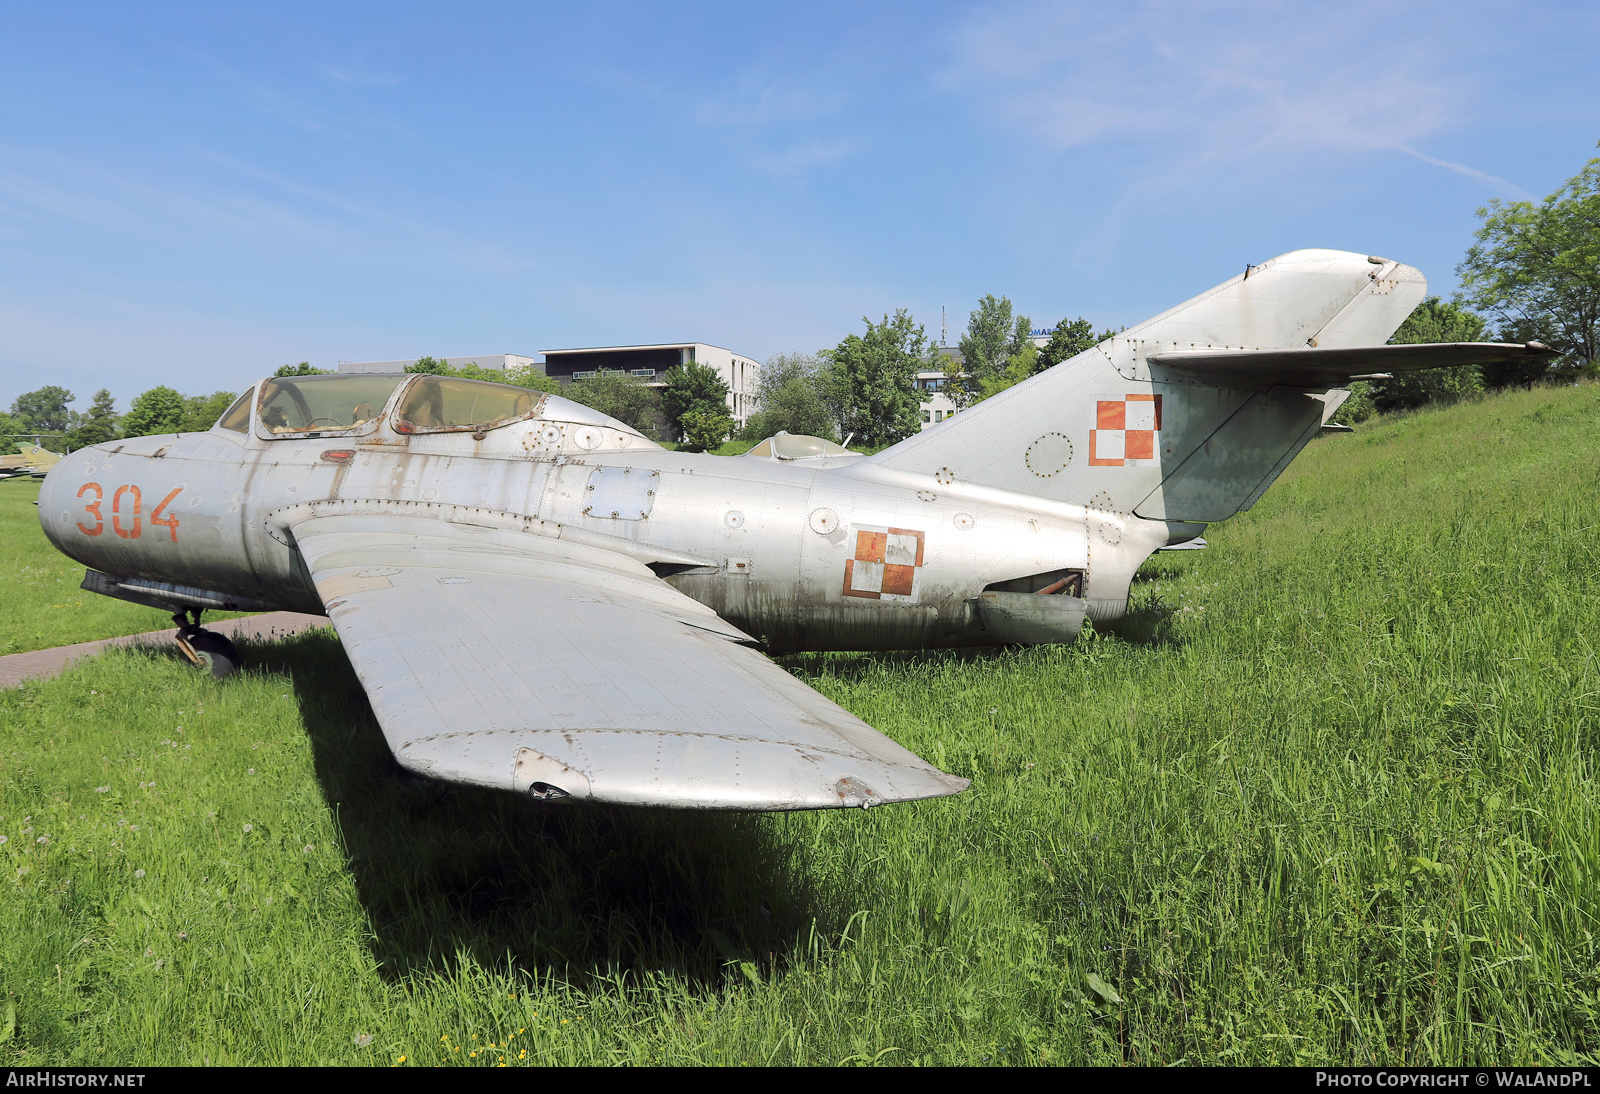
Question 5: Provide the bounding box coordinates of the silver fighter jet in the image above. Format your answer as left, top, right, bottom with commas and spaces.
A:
36, 249, 1553, 811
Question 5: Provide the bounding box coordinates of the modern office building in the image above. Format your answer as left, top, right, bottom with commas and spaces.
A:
539, 342, 759, 429
335, 354, 540, 375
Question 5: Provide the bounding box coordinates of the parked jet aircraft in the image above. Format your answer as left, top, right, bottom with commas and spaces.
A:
36, 249, 1553, 811
0, 442, 63, 481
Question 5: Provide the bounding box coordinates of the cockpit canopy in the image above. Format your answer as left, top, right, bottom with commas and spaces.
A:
393, 375, 542, 434
256, 374, 408, 437
743, 432, 858, 461
251, 373, 548, 439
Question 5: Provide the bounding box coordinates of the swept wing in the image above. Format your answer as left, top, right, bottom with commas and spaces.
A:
280, 505, 967, 810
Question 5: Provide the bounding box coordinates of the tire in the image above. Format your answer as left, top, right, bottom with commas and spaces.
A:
187, 630, 240, 680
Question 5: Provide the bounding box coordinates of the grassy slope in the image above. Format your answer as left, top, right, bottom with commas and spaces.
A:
1, 384, 1596, 1065
0, 480, 250, 655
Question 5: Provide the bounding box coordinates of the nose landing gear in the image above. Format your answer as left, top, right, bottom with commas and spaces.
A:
171, 609, 240, 679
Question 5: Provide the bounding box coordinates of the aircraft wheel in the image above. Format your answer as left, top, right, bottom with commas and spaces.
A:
187, 630, 240, 680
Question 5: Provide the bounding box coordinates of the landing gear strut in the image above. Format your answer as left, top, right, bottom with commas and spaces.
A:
172, 609, 240, 680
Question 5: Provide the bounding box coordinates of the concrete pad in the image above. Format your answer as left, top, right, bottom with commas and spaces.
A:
0, 612, 330, 689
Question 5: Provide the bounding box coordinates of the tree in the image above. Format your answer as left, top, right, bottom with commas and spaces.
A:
563, 370, 661, 438
818, 310, 931, 448
1037, 316, 1111, 370
180, 390, 239, 433
276, 361, 330, 377
660, 363, 730, 442
122, 386, 187, 438
66, 389, 120, 449
740, 352, 836, 441
404, 356, 560, 395
11, 385, 76, 436
951, 295, 1031, 406
968, 316, 1117, 403
0, 410, 26, 455
502, 363, 561, 396
680, 407, 733, 452
1371, 297, 1487, 411
1457, 145, 1600, 386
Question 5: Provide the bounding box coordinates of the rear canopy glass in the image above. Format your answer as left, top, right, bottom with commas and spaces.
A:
395, 376, 542, 433
257, 375, 405, 436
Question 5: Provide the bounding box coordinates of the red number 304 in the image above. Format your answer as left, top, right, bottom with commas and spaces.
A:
78, 483, 182, 542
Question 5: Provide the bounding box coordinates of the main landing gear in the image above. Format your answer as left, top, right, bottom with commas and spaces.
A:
171, 609, 240, 680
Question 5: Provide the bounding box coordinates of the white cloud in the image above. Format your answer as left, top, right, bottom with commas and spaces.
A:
941, 0, 1525, 193
747, 138, 854, 178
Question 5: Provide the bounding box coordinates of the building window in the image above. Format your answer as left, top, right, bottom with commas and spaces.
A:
573, 370, 596, 380
922, 410, 932, 423
630, 368, 656, 378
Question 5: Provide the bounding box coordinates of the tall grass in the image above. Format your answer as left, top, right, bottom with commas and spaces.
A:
1, 383, 1596, 1065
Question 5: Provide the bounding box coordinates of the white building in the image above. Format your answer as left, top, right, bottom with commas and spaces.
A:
539, 342, 759, 430
336, 353, 540, 375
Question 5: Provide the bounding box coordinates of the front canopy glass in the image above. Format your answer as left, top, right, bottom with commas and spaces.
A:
256, 375, 406, 436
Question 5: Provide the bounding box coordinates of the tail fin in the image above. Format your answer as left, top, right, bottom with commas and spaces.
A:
872, 248, 1427, 524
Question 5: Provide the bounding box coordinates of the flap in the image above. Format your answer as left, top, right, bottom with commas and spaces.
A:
283, 511, 968, 811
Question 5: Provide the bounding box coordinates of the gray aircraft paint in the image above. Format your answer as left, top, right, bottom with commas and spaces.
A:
35, 249, 1555, 811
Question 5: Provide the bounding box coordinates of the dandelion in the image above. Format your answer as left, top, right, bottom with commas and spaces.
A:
469, 1051, 477, 1058
243, 824, 253, 833
303, 844, 314, 853
396, 1055, 405, 1063
354, 1033, 374, 1047
178, 931, 187, 939
248, 769, 255, 775
36, 835, 48, 845
135, 869, 145, 878
144, 947, 154, 957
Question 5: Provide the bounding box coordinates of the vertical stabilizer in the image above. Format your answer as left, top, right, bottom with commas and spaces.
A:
872, 249, 1425, 526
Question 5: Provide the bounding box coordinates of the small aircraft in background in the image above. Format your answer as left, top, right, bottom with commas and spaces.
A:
0, 442, 63, 481
35, 249, 1553, 812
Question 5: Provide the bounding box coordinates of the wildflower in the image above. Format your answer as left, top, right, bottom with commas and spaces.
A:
135, 869, 145, 878
561, 1019, 568, 1025
469, 1052, 477, 1058
396, 1056, 405, 1063
248, 769, 255, 775
303, 844, 314, 853
36, 836, 48, 845
0, 836, 6, 846
354, 1034, 374, 1047
243, 824, 253, 833
178, 931, 187, 939
144, 948, 154, 957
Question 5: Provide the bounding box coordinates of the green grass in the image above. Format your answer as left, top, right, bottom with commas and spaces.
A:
0, 480, 250, 655
2, 383, 1597, 1065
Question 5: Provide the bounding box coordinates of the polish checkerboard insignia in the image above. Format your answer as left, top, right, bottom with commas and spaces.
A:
843, 525, 925, 601
1089, 393, 1163, 467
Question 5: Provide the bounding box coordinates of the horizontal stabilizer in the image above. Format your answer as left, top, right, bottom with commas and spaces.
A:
1150, 341, 1557, 388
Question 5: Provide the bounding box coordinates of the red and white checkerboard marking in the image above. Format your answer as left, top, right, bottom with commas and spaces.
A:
1089, 393, 1163, 467
843, 525, 925, 601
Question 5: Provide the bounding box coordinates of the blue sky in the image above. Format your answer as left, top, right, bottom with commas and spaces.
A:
2, 1, 1597, 411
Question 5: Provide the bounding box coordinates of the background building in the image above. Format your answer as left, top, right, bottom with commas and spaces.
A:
539, 342, 758, 429
336, 354, 539, 375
